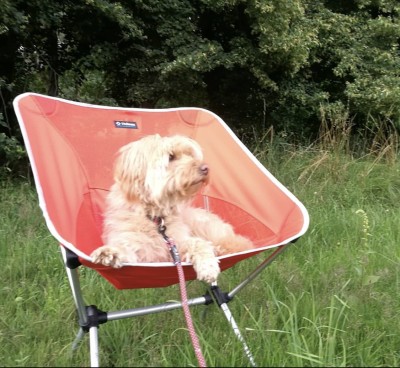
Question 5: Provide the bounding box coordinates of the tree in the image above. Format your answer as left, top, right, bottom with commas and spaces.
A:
1, 0, 400, 177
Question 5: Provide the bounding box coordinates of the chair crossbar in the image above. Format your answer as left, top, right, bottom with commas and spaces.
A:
107, 295, 211, 321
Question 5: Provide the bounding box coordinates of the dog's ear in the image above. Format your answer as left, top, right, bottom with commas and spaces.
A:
114, 141, 147, 203
114, 135, 169, 204
142, 137, 170, 203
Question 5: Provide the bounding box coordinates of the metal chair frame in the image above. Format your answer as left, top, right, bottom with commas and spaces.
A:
62, 243, 291, 367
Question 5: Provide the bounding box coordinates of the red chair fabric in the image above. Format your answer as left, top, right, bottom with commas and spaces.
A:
14, 93, 309, 289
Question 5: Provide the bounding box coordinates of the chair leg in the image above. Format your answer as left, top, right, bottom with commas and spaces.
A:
60, 247, 89, 327
220, 302, 257, 367
89, 326, 100, 367
228, 243, 290, 298
71, 328, 85, 351
60, 247, 103, 367
210, 284, 257, 367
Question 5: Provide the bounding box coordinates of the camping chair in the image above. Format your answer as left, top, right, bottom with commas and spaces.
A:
13, 92, 309, 367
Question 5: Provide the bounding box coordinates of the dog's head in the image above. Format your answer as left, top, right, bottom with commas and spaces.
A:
114, 134, 209, 209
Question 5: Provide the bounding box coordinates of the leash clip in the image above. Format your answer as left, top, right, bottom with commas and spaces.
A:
169, 244, 181, 264
151, 215, 181, 263
150, 216, 166, 236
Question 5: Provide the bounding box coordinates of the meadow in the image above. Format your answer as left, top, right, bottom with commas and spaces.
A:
0, 131, 399, 367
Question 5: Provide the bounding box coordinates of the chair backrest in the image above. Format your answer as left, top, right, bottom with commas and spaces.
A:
13, 92, 309, 289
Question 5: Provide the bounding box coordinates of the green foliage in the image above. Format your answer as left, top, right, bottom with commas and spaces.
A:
330, 5, 400, 128
0, 112, 26, 178
1, 0, 400, 178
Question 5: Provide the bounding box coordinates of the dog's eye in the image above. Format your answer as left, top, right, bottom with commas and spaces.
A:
169, 153, 176, 161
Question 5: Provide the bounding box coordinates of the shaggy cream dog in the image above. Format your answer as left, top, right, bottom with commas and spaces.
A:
90, 134, 253, 283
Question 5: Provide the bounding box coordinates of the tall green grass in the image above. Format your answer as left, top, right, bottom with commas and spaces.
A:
1, 136, 399, 366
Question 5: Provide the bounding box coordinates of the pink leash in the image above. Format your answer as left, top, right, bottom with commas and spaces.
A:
154, 217, 207, 368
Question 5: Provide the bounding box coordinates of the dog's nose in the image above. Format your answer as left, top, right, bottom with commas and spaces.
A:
200, 164, 209, 176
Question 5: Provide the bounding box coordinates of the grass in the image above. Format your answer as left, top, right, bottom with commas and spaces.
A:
1, 138, 400, 367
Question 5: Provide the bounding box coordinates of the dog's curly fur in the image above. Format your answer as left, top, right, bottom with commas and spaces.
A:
90, 134, 253, 283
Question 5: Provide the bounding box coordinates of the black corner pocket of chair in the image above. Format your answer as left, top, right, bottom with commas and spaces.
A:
64, 247, 82, 269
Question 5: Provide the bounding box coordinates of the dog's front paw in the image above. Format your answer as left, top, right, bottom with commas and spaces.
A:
90, 246, 125, 268
195, 258, 220, 283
